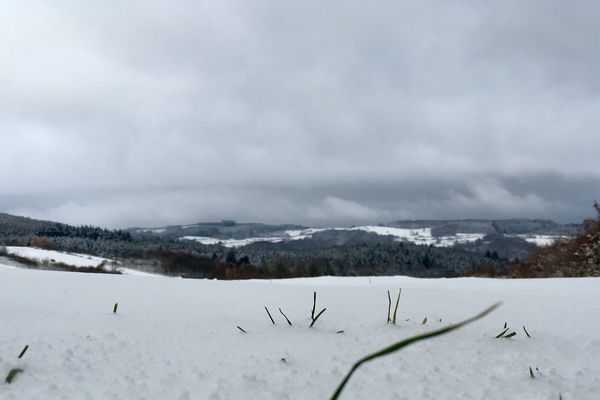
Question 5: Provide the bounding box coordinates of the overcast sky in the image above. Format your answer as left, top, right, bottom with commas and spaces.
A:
1, 1, 599, 228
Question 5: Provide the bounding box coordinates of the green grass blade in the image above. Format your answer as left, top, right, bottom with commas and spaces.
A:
279, 308, 292, 326
311, 291, 317, 321
504, 331, 517, 338
265, 306, 275, 324
113, 303, 118, 314
529, 366, 535, 378
309, 308, 326, 328
392, 289, 401, 324
330, 303, 500, 400
5, 368, 23, 384
495, 328, 509, 338
18, 345, 29, 359
387, 290, 391, 323
421, 317, 427, 325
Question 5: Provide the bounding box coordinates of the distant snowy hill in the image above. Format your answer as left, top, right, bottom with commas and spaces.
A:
131, 219, 577, 250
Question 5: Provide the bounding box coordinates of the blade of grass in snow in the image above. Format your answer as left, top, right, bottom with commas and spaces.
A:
18, 345, 29, 359
236, 325, 247, 333
330, 303, 500, 400
392, 289, 401, 324
5, 368, 23, 384
387, 290, 391, 323
264, 306, 275, 325
309, 308, 326, 328
279, 308, 292, 326
113, 303, 118, 313
523, 326, 531, 338
495, 328, 509, 338
311, 291, 316, 321
529, 366, 535, 378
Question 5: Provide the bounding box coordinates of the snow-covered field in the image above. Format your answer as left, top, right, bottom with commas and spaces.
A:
508, 235, 570, 247
2, 247, 158, 277
1, 264, 598, 399
182, 225, 487, 248
4, 247, 111, 268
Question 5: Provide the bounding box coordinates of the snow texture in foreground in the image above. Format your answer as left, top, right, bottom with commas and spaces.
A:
1, 265, 598, 399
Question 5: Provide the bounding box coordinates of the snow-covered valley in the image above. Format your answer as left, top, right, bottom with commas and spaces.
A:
1, 263, 598, 399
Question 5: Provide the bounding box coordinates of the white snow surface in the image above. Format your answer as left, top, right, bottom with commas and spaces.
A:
508, 235, 568, 247
182, 225, 486, 248
5, 247, 110, 268
3, 247, 161, 277
1, 265, 598, 399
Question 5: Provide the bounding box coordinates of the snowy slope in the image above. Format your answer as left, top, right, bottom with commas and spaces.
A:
5, 247, 110, 268
182, 225, 488, 248
507, 234, 569, 247
3, 247, 160, 277
1, 265, 598, 399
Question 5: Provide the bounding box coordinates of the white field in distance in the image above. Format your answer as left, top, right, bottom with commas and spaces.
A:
1, 247, 157, 277
183, 226, 496, 248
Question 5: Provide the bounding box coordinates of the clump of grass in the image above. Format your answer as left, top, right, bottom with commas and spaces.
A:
279, 308, 292, 326
265, 306, 275, 325
18, 345, 29, 359
113, 303, 119, 314
309, 291, 326, 328
330, 303, 500, 400
5, 368, 23, 384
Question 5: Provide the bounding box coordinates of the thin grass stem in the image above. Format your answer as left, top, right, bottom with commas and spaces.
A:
387, 290, 391, 323
18, 345, 29, 359
265, 306, 275, 324
279, 308, 292, 326
309, 308, 326, 328
392, 289, 401, 324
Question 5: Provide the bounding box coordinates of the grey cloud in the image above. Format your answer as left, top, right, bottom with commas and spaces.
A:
1, 1, 599, 227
